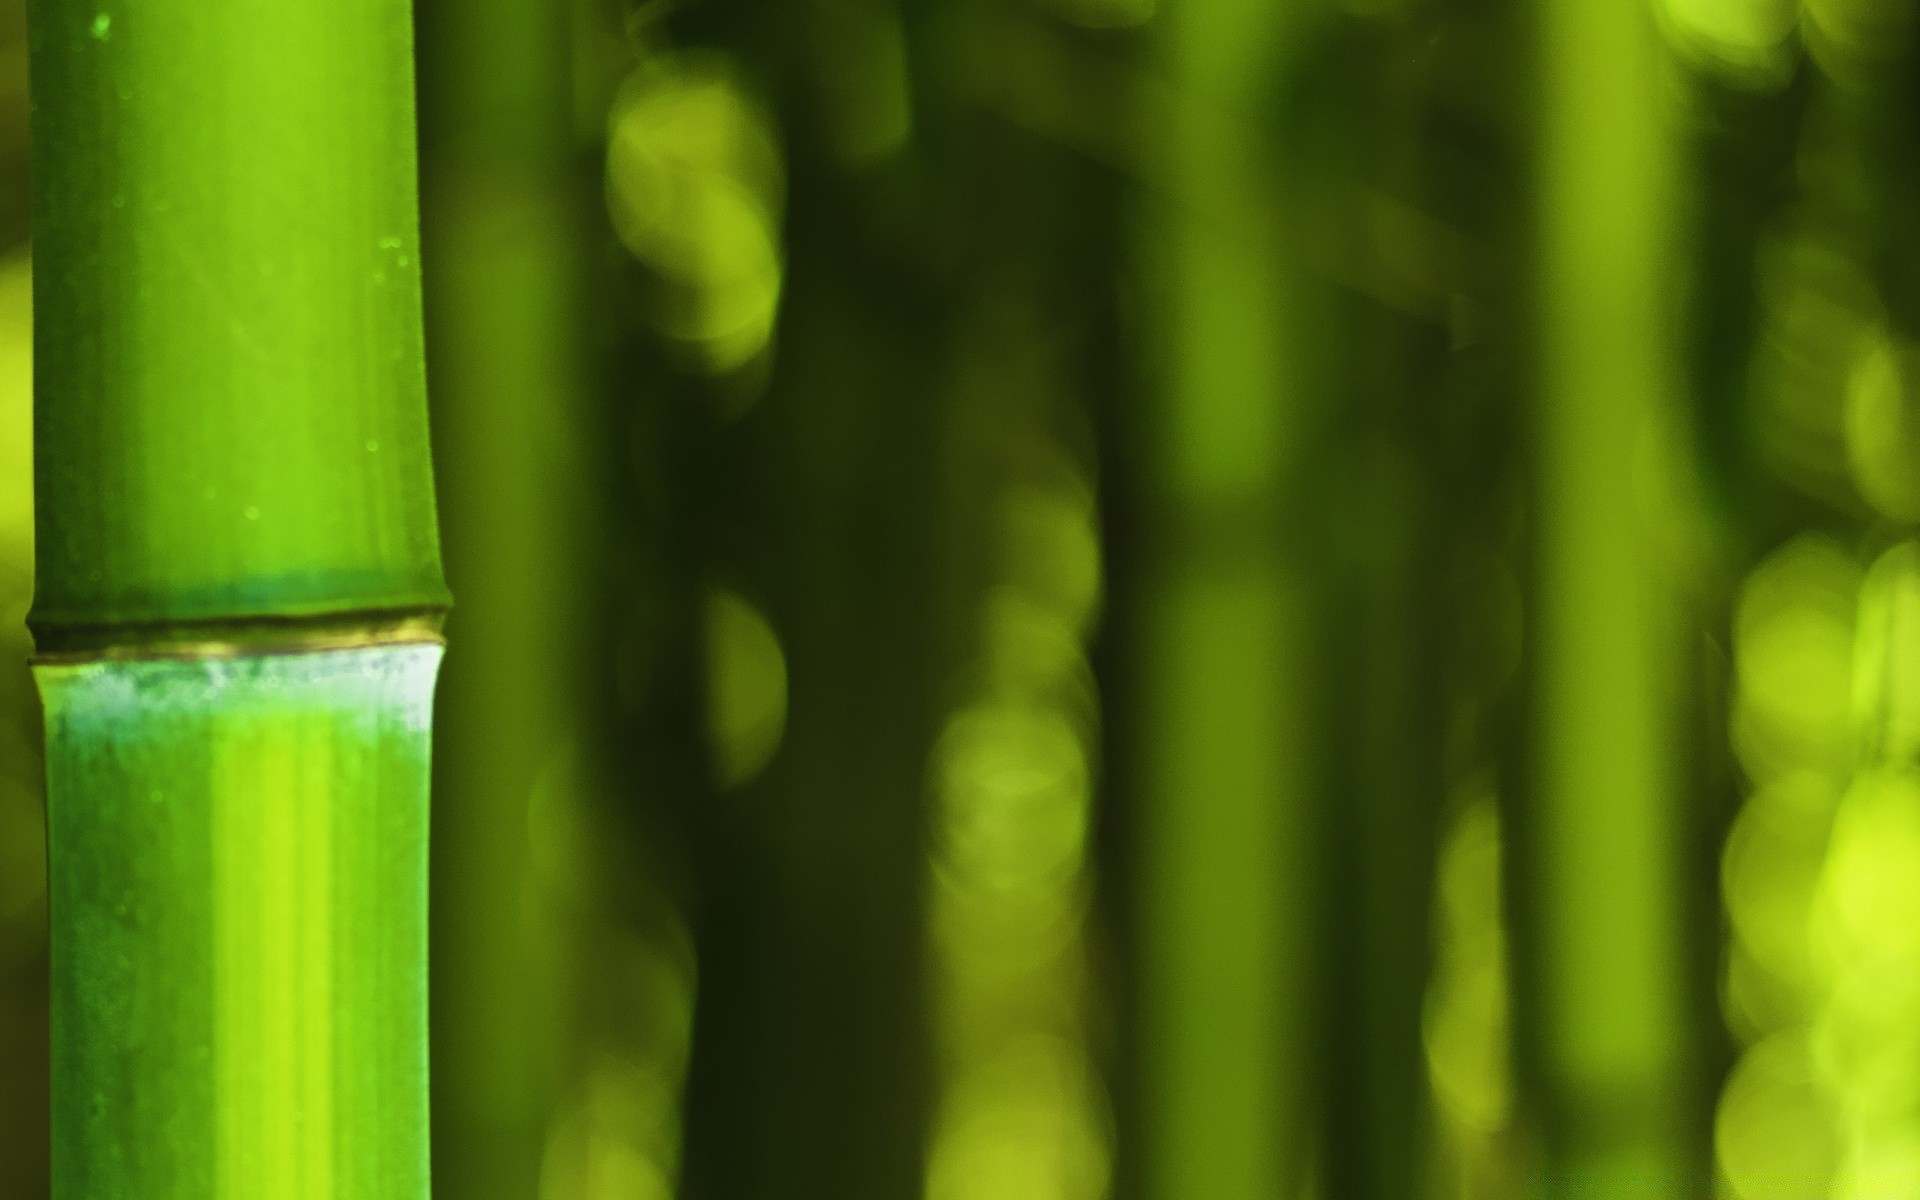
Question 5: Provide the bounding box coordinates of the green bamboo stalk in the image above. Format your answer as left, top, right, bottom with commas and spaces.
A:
26, 0, 448, 1195
415, 0, 583, 1194
1133, 1, 1315, 1197
39, 649, 439, 1197
1526, 0, 1699, 1188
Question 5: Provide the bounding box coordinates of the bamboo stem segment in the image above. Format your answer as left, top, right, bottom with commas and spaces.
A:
25, 0, 447, 647
415, 0, 584, 1190
42, 646, 439, 1200
1528, 0, 1694, 1185
1135, 0, 1311, 1194
25, 0, 449, 1194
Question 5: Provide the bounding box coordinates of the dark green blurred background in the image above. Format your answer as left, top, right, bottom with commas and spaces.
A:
6, 0, 1920, 1196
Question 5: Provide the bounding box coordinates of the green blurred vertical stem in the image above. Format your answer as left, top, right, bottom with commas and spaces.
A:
1134, 1, 1315, 1196
1527, 0, 1696, 1187
416, 0, 585, 1193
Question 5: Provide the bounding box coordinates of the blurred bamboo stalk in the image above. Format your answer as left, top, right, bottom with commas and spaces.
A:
1128, 0, 1317, 1196
582, 4, 940, 1196
416, 0, 594, 1194
674, 165, 942, 1200
25, 0, 448, 1193
1523, 0, 1703, 1187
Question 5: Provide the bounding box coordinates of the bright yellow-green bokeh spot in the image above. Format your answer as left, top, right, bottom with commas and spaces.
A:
537, 928, 694, 1200
0, 253, 38, 950
977, 470, 1101, 702
1830, 1137, 1920, 1200
1809, 771, 1920, 1147
539, 1055, 681, 1200
1715, 1032, 1839, 1200
1734, 535, 1862, 780
605, 59, 784, 374
1656, 0, 1798, 86
925, 456, 1107, 1200
1724, 939, 1812, 1045
703, 589, 788, 790
1844, 330, 1920, 522
997, 480, 1103, 638
1854, 544, 1920, 765
979, 587, 1092, 700
1423, 793, 1515, 1136
1723, 771, 1839, 997
934, 701, 1089, 898
924, 1039, 1108, 1200
928, 868, 1085, 1021
1813, 772, 1920, 1020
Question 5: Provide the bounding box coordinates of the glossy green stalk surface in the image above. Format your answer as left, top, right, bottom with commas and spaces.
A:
25, 0, 450, 1191
25, 0, 446, 640
40, 644, 440, 1200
